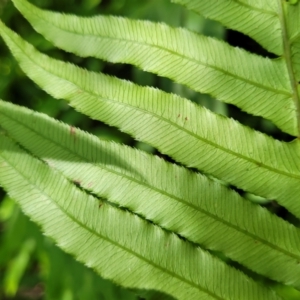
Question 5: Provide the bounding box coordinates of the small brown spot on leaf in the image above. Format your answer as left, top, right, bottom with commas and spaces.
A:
70, 126, 75, 135
70, 126, 76, 142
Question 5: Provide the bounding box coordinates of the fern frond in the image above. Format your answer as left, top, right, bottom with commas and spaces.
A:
10, 0, 297, 135
173, 0, 300, 133
0, 133, 282, 300
171, 0, 281, 55
1, 0, 300, 297
1, 21, 300, 221
174, 1, 300, 81
2, 100, 300, 289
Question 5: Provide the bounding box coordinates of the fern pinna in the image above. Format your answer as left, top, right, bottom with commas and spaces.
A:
0, 0, 300, 299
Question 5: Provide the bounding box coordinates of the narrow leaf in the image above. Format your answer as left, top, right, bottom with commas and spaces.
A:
180, 0, 300, 134
0, 134, 282, 300
10, 0, 296, 135
171, 0, 282, 55
1, 23, 300, 220
1, 100, 300, 288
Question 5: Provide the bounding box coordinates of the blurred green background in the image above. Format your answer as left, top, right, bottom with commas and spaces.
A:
0, 0, 298, 299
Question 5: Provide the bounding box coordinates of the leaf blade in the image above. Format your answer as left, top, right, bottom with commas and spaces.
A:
0, 134, 282, 300
1, 24, 300, 220
10, 0, 296, 135
171, 0, 282, 55
1, 100, 300, 288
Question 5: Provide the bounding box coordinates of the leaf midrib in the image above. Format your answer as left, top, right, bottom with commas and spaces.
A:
0, 146, 226, 300
2, 109, 300, 263
278, 0, 300, 136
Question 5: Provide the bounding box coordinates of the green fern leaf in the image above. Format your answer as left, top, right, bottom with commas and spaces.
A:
10, 0, 297, 136
174, 0, 300, 106
171, 0, 282, 55
1, 20, 300, 221
173, 1, 300, 80
1, 99, 300, 288
1, 0, 300, 298
0, 133, 282, 300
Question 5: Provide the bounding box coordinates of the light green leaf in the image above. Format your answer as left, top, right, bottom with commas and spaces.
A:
173, 0, 300, 127
1, 100, 300, 289
4, 239, 36, 296
1, 22, 300, 221
10, 0, 297, 136
171, 0, 282, 55
0, 133, 282, 300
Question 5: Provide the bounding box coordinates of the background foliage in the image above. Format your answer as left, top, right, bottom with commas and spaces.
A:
0, 0, 298, 299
